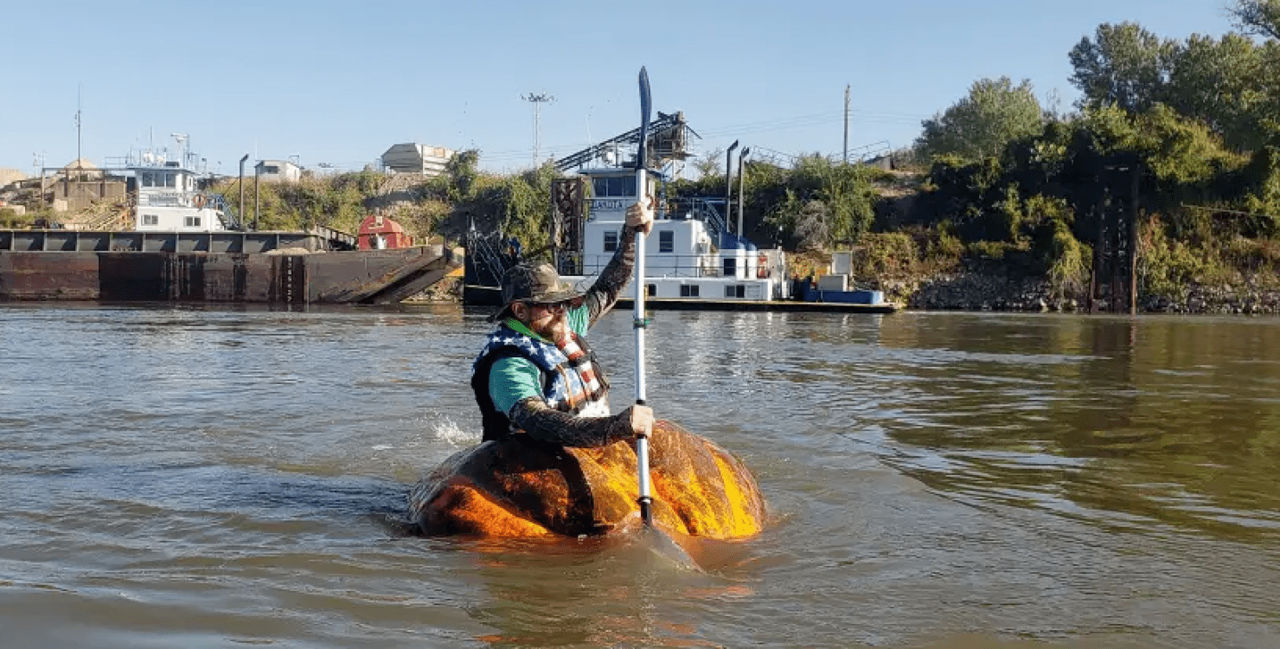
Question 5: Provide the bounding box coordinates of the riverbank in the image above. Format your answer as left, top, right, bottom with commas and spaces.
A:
874, 270, 1280, 314
410, 269, 1280, 315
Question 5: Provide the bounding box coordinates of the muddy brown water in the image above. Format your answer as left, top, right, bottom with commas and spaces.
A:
1, 304, 1278, 648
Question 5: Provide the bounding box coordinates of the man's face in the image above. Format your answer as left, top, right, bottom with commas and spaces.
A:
512, 300, 569, 341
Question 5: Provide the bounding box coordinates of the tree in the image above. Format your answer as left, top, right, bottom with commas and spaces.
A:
1230, 0, 1280, 40
1068, 22, 1177, 112
747, 155, 878, 249
792, 198, 831, 252
1165, 33, 1269, 150
915, 77, 1043, 161
691, 147, 724, 180
443, 149, 480, 200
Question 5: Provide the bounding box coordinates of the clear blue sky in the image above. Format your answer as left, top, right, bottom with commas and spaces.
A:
0, 1, 1238, 178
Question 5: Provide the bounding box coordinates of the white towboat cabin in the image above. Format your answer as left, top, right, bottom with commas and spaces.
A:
570, 168, 788, 301
127, 141, 232, 232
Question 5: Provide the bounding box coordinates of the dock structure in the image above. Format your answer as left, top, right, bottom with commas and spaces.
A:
0, 229, 456, 305
463, 285, 898, 314
613, 297, 898, 313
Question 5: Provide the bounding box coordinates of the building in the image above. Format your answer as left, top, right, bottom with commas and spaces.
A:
357, 213, 413, 250
255, 159, 303, 183
380, 143, 454, 177
43, 160, 126, 214
0, 168, 27, 189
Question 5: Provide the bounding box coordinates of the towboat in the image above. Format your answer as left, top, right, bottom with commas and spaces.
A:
125, 140, 237, 232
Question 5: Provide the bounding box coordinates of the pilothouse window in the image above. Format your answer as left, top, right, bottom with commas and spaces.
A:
603, 230, 618, 252
659, 230, 673, 253
592, 176, 637, 197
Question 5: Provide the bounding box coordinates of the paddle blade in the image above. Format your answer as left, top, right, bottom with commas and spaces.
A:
637, 67, 651, 169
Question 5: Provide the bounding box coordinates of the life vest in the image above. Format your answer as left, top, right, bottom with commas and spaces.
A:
471, 324, 611, 442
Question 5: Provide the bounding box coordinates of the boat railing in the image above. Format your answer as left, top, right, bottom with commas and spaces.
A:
136, 191, 205, 208
465, 228, 515, 288
209, 194, 242, 230
581, 254, 756, 279
667, 197, 727, 244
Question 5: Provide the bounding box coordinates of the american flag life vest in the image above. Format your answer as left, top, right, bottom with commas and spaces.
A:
471, 324, 611, 441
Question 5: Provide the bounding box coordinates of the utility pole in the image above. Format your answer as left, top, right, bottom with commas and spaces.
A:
238, 154, 249, 229
523, 92, 555, 166
737, 147, 750, 238
843, 84, 850, 164
1129, 164, 1141, 316
725, 140, 739, 234
253, 162, 260, 232
75, 85, 83, 176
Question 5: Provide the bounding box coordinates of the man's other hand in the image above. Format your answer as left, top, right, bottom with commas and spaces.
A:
625, 197, 654, 235
623, 404, 654, 439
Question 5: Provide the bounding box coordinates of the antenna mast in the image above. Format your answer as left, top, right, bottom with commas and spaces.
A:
522, 92, 555, 166
843, 84, 850, 164
75, 84, 83, 172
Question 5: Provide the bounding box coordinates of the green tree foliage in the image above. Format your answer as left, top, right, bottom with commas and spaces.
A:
915, 77, 1043, 161
1230, 0, 1280, 39
1068, 18, 1280, 153
691, 147, 725, 180
1069, 22, 1177, 112
499, 163, 558, 260
0, 208, 27, 228
1165, 33, 1270, 150
918, 155, 1012, 241
1241, 144, 1280, 236
442, 149, 480, 200
751, 155, 879, 250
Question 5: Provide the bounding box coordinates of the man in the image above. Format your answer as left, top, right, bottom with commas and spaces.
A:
471, 200, 654, 447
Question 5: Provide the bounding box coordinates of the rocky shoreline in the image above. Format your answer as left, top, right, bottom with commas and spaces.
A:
877, 272, 1280, 315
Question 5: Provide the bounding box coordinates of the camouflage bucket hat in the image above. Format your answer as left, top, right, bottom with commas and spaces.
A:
491, 263, 584, 321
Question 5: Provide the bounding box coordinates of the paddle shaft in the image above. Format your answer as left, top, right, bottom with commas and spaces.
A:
634, 67, 653, 526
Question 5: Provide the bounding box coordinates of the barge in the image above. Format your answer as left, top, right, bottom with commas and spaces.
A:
0, 229, 457, 305
1, 137, 459, 305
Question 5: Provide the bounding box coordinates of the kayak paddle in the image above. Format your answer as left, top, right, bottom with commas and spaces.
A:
634, 66, 653, 526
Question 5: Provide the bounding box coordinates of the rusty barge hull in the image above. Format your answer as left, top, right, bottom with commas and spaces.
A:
0, 230, 457, 305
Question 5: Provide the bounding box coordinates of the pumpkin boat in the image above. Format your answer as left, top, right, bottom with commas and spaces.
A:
408, 420, 765, 541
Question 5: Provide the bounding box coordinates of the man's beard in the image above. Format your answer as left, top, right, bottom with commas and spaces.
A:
532, 314, 568, 342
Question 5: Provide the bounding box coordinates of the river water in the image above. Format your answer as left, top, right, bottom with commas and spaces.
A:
1, 303, 1278, 648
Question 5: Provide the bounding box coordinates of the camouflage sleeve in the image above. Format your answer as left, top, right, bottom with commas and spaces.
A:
583, 223, 639, 326
507, 397, 633, 447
